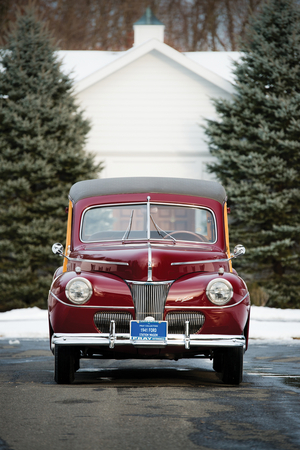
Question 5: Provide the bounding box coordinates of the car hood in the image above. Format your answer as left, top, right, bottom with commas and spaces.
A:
69, 242, 230, 282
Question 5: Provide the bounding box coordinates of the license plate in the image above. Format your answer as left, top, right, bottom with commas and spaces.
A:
130, 320, 168, 342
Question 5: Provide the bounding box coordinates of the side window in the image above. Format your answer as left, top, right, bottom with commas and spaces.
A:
195, 209, 215, 241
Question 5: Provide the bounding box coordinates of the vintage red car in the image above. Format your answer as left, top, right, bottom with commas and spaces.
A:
48, 177, 250, 384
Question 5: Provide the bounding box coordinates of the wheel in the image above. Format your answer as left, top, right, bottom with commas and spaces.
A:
163, 230, 207, 242
54, 346, 79, 384
213, 350, 223, 373
220, 347, 243, 385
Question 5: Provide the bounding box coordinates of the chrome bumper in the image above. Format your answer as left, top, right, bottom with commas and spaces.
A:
52, 332, 245, 350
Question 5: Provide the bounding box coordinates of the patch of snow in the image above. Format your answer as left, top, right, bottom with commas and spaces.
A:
249, 305, 300, 343
8, 339, 20, 345
250, 305, 300, 322
0, 307, 48, 339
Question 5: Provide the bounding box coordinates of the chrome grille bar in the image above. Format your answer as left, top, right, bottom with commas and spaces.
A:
127, 281, 173, 320
94, 312, 132, 333
166, 312, 205, 334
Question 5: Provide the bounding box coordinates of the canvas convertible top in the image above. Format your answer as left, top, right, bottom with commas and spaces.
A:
69, 177, 227, 204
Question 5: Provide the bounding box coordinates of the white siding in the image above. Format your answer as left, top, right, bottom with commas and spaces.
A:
77, 50, 232, 179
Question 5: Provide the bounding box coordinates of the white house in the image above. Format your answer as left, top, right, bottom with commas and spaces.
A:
59, 8, 240, 180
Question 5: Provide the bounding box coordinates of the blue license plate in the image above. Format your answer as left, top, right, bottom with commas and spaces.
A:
130, 320, 168, 342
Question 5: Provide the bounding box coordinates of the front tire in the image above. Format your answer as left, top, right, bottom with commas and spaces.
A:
221, 347, 243, 385
54, 346, 79, 384
213, 350, 223, 373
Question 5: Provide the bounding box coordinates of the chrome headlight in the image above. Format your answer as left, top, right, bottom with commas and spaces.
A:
206, 279, 233, 305
65, 277, 93, 304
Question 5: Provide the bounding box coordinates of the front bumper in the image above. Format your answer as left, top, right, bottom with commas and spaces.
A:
52, 332, 246, 351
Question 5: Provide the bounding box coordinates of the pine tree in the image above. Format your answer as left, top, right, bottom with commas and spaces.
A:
0, 6, 102, 311
204, 0, 300, 308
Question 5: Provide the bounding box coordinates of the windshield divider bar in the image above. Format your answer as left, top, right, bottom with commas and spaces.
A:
147, 197, 153, 281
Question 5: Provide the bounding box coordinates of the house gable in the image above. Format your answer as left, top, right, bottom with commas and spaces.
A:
74, 39, 235, 95
76, 48, 232, 179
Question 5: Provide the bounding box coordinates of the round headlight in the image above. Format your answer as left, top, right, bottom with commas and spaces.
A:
65, 277, 93, 304
206, 279, 233, 305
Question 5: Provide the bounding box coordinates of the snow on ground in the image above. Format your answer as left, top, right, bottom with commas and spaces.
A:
0, 306, 300, 342
249, 306, 300, 342
0, 307, 48, 339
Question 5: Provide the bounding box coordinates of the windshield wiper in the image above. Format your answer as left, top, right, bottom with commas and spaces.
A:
150, 215, 176, 243
122, 210, 134, 241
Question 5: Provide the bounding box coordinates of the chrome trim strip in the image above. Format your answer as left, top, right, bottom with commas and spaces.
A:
50, 290, 248, 310
171, 258, 230, 266
148, 243, 152, 282
49, 292, 135, 309
126, 280, 174, 285
52, 333, 246, 348
68, 257, 129, 266
49, 273, 63, 290
165, 293, 249, 310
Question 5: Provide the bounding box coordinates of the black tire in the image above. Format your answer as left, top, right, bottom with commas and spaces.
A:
54, 346, 78, 384
213, 350, 223, 373
221, 346, 243, 385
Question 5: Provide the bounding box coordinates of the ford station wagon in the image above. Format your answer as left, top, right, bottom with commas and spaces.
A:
48, 177, 250, 384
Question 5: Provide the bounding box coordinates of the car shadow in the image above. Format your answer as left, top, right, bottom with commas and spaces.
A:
73, 362, 225, 387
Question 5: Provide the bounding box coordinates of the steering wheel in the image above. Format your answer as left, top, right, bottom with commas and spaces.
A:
163, 231, 208, 242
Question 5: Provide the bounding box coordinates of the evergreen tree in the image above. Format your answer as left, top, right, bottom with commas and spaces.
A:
0, 6, 102, 311
204, 0, 300, 308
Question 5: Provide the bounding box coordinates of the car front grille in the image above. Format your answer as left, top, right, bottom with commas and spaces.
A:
94, 296, 204, 335
166, 312, 205, 334
127, 281, 173, 320
94, 312, 133, 333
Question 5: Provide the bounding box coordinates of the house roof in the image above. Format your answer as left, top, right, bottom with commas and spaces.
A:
58, 50, 240, 85
58, 40, 238, 95
183, 51, 240, 84
58, 50, 124, 82
69, 177, 226, 204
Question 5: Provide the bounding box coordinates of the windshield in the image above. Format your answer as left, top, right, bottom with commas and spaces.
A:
81, 203, 216, 243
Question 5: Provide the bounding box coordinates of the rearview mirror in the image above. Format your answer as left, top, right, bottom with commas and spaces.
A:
233, 244, 245, 258
52, 243, 64, 256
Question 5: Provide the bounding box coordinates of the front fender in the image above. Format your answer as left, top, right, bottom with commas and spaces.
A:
165, 272, 250, 336
48, 271, 133, 333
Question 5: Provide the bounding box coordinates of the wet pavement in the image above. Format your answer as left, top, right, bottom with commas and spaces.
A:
0, 339, 299, 450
